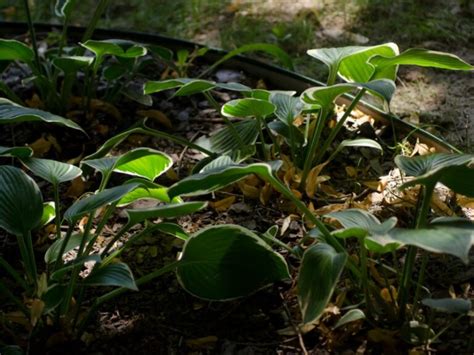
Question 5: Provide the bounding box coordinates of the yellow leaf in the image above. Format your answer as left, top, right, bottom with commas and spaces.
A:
345, 166, 358, 178
313, 203, 347, 215
25, 93, 44, 109
457, 195, 474, 208
209, 195, 236, 212
431, 193, 454, 216
293, 115, 304, 127
137, 110, 172, 129
30, 299, 45, 326
305, 162, 328, 198
380, 286, 398, 304
238, 181, 260, 199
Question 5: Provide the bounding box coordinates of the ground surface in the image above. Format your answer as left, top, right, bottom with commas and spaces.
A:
2, 0, 472, 150
0, 1, 473, 354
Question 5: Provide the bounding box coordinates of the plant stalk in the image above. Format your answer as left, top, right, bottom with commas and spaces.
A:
22, 0, 41, 72
300, 108, 327, 190
313, 89, 366, 165
398, 183, 434, 321
81, 0, 111, 44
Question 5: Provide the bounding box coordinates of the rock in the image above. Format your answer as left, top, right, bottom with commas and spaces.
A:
215, 69, 243, 83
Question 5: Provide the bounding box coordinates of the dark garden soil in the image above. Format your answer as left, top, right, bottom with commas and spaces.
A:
1, 36, 473, 355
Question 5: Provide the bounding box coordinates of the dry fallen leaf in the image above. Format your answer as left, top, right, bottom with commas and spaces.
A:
259, 182, 272, 205
306, 162, 328, 198
185, 336, 218, 350
30, 299, 45, 326
137, 109, 172, 129
209, 195, 236, 212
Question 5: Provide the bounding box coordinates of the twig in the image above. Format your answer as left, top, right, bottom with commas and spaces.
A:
280, 292, 308, 355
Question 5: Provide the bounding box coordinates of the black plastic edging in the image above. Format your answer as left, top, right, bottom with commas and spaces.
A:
0, 21, 460, 153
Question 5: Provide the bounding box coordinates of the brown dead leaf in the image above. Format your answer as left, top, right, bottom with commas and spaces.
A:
209, 195, 236, 212
259, 182, 272, 205
431, 193, 454, 216
313, 203, 347, 216
66, 177, 87, 198
306, 162, 328, 198
345, 166, 358, 178
380, 286, 398, 305
30, 299, 45, 326
238, 181, 260, 199
137, 110, 172, 129
5, 311, 31, 328
457, 195, 474, 208
293, 115, 304, 127
28, 134, 61, 157
368, 328, 398, 349
26, 93, 44, 109
186, 336, 218, 350
127, 134, 150, 146
90, 99, 122, 121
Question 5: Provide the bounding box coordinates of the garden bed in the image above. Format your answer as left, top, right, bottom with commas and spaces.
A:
0, 21, 473, 355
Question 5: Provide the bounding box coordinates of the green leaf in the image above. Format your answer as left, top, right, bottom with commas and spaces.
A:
51, 255, 101, 280
52, 56, 93, 74
327, 209, 397, 235
307, 43, 399, 83
370, 49, 474, 71
0, 39, 34, 62
337, 43, 399, 82
0, 98, 85, 132
221, 98, 276, 118
55, 0, 76, 18
177, 224, 290, 300
83, 262, 138, 290
81, 39, 147, 59
113, 148, 173, 181
298, 243, 347, 324
0, 146, 33, 159
44, 233, 92, 264
421, 298, 472, 314
64, 183, 141, 223
144, 78, 251, 96
0, 166, 43, 236
39, 202, 55, 228
81, 157, 118, 176
396, 154, 474, 196
270, 92, 303, 125
125, 201, 207, 226
195, 120, 259, 154
329, 138, 382, 162
116, 179, 171, 207
21, 158, 82, 185
168, 162, 279, 198
153, 222, 189, 241
301, 80, 396, 109
369, 226, 474, 263
334, 309, 366, 329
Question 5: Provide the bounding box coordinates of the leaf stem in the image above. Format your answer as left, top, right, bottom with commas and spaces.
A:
300, 108, 327, 190
53, 183, 62, 241
313, 89, 366, 165
398, 183, 434, 321
22, 0, 41, 72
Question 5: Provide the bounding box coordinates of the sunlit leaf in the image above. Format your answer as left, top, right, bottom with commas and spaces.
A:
298, 243, 347, 323
39, 202, 55, 228
177, 224, 290, 300
301, 80, 396, 109
370, 49, 474, 71
116, 179, 171, 207
0, 166, 43, 236
221, 98, 276, 118
113, 148, 173, 182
